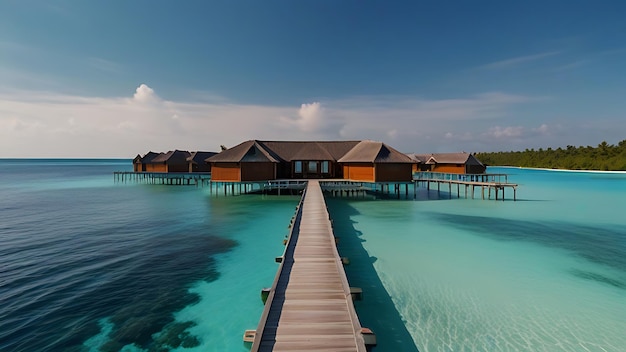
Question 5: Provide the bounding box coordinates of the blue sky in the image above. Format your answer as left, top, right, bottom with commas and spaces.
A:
1, 1, 625, 157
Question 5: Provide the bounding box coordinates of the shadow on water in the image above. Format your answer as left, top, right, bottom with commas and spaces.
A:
570, 269, 626, 289
429, 212, 626, 289
327, 199, 420, 352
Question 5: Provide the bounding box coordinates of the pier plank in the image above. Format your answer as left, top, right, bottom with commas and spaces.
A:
251, 181, 366, 352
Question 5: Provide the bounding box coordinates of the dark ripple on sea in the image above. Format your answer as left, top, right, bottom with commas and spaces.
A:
0, 183, 236, 352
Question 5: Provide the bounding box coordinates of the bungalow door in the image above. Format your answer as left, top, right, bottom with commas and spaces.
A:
306, 161, 319, 178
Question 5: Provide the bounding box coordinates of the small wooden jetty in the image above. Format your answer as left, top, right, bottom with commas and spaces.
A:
249, 180, 369, 351
414, 172, 518, 201
113, 171, 212, 186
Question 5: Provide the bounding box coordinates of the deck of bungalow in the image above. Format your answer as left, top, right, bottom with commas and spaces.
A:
113, 171, 212, 186
414, 172, 518, 201
247, 180, 373, 351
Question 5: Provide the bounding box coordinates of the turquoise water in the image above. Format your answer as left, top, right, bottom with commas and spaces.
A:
329, 167, 626, 352
1, 161, 624, 351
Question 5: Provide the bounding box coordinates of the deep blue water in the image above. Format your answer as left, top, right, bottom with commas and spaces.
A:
0, 159, 297, 351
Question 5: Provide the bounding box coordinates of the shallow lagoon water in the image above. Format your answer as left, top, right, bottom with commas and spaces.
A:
1, 161, 624, 351
328, 167, 626, 351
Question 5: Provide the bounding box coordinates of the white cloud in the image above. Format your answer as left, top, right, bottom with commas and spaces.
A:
0, 85, 594, 157
322, 92, 532, 149
486, 126, 525, 139
0, 84, 296, 157
297, 102, 323, 132
132, 84, 159, 103
279, 101, 345, 138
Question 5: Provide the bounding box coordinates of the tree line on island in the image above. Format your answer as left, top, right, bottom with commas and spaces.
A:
475, 140, 626, 171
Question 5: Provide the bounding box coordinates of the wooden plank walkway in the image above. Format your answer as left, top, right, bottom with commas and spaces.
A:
250, 180, 367, 352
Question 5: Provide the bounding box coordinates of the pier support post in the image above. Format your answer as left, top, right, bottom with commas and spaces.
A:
261, 288, 271, 304
350, 287, 363, 301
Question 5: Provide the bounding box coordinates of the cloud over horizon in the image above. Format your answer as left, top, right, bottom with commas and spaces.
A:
0, 84, 617, 157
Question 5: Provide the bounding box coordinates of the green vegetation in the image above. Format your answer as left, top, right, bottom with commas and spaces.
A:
476, 140, 626, 171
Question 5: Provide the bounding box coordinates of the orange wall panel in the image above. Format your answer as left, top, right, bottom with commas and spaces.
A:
211, 163, 241, 181
344, 163, 375, 182
146, 164, 167, 172
433, 164, 465, 174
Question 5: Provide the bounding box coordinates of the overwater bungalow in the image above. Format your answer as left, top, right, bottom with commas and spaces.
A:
132, 151, 159, 172
418, 152, 486, 174
338, 141, 414, 182
205, 140, 360, 181
187, 151, 217, 173
206, 140, 414, 182
145, 150, 191, 173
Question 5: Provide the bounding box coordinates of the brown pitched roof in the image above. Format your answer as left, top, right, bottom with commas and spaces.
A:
315, 141, 362, 160
207, 140, 415, 164
338, 141, 414, 163
427, 153, 484, 166
290, 142, 335, 160
205, 140, 278, 163
134, 151, 159, 164
151, 150, 191, 163
258, 141, 360, 161
406, 153, 431, 163
208, 140, 362, 163
187, 151, 218, 164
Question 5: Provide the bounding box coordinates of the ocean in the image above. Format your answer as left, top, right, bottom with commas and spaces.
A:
0, 160, 624, 351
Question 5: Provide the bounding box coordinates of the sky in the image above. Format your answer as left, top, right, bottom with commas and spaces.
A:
1, 1, 625, 157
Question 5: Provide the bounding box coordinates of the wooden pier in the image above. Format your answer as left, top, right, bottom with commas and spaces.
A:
113, 172, 310, 195
249, 180, 369, 351
414, 172, 518, 201
113, 171, 212, 186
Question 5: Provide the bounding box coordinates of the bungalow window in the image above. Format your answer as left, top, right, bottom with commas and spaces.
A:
321, 161, 329, 173
308, 161, 318, 173
294, 161, 302, 173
